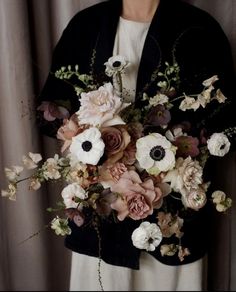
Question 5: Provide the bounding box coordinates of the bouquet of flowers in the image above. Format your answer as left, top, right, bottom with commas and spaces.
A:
1, 55, 235, 263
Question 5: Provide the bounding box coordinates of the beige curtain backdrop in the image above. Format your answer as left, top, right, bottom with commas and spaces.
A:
0, 0, 235, 291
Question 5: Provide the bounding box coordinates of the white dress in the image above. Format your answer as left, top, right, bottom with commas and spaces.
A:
69, 17, 207, 292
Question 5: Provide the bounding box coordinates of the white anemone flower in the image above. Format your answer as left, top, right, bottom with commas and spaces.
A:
104, 55, 130, 77
131, 221, 162, 251
69, 127, 105, 165
136, 133, 176, 174
207, 132, 230, 157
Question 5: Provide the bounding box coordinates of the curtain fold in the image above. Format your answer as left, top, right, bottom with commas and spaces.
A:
0, 0, 235, 290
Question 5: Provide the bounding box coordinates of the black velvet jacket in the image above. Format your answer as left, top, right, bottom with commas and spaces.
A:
38, 0, 235, 269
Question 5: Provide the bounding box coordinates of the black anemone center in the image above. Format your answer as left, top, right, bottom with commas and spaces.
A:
82, 141, 92, 152
150, 146, 165, 161
113, 61, 121, 68
220, 144, 225, 150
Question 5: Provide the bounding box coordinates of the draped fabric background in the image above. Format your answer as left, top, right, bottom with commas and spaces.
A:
0, 0, 235, 291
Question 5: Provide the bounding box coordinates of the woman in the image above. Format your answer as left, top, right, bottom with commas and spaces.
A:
38, 0, 235, 290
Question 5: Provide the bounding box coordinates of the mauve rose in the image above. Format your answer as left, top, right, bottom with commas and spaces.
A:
110, 170, 162, 221
101, 126, 131, 163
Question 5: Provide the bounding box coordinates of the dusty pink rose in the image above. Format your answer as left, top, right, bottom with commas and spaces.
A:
110, 170, 163, 221
57, 114, 86, 152
101, 126, 131, 164
37, 101, 69, 121
98, 162, 127, 188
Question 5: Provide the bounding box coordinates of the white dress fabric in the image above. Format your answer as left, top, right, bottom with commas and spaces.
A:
69, 17, 207, 292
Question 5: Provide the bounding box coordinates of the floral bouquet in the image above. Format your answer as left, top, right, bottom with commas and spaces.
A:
1, 55, 235, 263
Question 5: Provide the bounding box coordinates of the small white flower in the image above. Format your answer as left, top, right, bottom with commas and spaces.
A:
69, 127, 105, 165
211, 190, 232, 212
131, 221, 162, 251
202, 75, 219, 87
4, 166, 23, 182
42, 155, 61, 180
179, 95, 200, 111
29, 178, 41, 191
215, 89, 227, 103
182, 188, 207, 210
197, 85, 214, 108
61, 183, 88, 209
207, 132, 230, 157
22, 152, 42, 169
1, 183, 17, 201
149, 93, 169, 107
51, 216, 71, 236
212, 190, 226, 204
104, 55, 130, 77
136, 133, 176, 174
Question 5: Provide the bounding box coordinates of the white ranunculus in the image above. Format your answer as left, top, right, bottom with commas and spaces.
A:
77, 82, 124, 127
131, 221, 162, 251
136, 133, 176, 174
163, 156, 203, 197
61, 183, 88, 209
182, 188, 207, 210
207, 132, 230, 157
69, 127, 105, 165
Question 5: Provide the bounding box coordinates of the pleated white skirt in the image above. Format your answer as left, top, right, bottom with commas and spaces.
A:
69, 251, 207, 291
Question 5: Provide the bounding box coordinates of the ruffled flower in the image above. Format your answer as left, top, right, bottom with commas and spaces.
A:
136, 133, 176, 175
207, 132, 230, 157
61, 183, 88, 209
131, 221, 162, 251
181, 188, 207, 210
110, 170, 163, 220
69, 127, 105, 165
77, 82, 127, 127
163, 156, 203, 197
